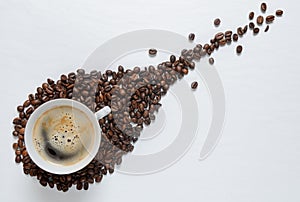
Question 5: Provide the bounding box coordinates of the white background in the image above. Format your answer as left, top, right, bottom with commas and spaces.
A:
0, 0, 300, 201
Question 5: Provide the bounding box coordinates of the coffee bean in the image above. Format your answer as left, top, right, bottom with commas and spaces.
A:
276, 10, 283, 16
215, 32, 224, 41
261, 2, 267, 12
214, 18, 221, 26
266, 15, 275, 23
236, 45, 243, 54
188, 33, 195, 41
249, 12, 254, 20
249, 22, 255, 29
15, 155, 21, 163
237, 27, 244, 36
209, 57, 214, 65
170, 55, 176, 63
148, 49, 157, 56
17, 106, 24, 112
243, 25, 248, 33
95, 175, 103, 183
83, 182, 89, 190
264, 25, 270, 32
257, 16, 264, 25
225, 31, 232, 38
191, 81, 198, 89
23, 100, 30, 108
233, 33, 238, 42
12, 143, 18, 150
253, 27, 260, 34
26, 107, 34, 115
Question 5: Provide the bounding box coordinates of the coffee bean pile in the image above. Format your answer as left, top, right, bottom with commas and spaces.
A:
12, 53, 195, 191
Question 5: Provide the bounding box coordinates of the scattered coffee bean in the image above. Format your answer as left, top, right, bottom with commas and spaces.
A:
243, 25, 248, 33
233, 33, 238, 41
215, 32, 224, 41
266, 15, 275, 23
257, 16, 264, 25
253, 27, 260, 34
189, 33, 195, 41
236, 45, 243, 54
276, 10, 283, 16
191, 81, 198, 89
237, 27, 244, 36
261, 2, 267, 12
209, 57, 215, 65
170, 55, 176, 63
148, 49, 157, 56
264, 25, 270, 32
249, 12, 254, 20
214, 18, 221, 26
249, 22, 255, 29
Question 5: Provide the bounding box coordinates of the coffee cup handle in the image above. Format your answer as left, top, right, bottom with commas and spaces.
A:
95, 106, 111, 120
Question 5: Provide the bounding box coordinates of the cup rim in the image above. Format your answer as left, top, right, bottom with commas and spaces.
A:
24, 98, 101, 175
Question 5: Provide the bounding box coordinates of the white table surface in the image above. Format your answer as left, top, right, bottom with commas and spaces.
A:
0, 0, 299, 201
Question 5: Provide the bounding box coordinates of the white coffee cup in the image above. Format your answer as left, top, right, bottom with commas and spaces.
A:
24, 99, 111, 175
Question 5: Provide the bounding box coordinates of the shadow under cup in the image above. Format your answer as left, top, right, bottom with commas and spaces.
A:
24, 99, 103, 175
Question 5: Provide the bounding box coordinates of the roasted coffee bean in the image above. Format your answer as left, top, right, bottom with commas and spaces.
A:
209, 57, 214, 65
17, 106, 24, 112
243, 25, 248, 33
215, 32, 224, 41
266, 15, 275, 23
253, 27, 260, 34
95, 175, 103, 183
233, 33, 238, 42
225, 31, 232, 38
170, 55, 176, 63
26, 107, 34, 115
264, 25, 270, 32
23, 100, 30, 108
12, 143, 18, 150
83, 182, 89, 190
276, 10, 283, 16
257, 16, 264, 25
148, 49, 157, 56
188, 33, 195, 41
249, 12, 254, 20
261, 2, 267, 12
249, 22, 255, 29
191, 81, 198, 89
12, 131, 18, 136
237, 27, 244, 36
214, 18, 221, 26
15, 155, 21, 163
236, 45, 243, 54
219, 38, 226, 46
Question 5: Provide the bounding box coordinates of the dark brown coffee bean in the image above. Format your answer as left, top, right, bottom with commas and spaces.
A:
214, 18, 221, 26
19, 128, 25, 135
23, 100, 30, 108
236, 45, 243, 54
243, 25, 248, 33
249, 22, 255, 29
233, 33, 238, 42
219, 38, 226, 46
95, 175, 103, 183
257, 16, 264, 25
264, 25, 270, 32
249, 12, 254, 20
253, 27, 260, 34
276, 10, 283, 16
225, 31, 232, 38
237, 27, 243, 36
209, 57, 214, 65
188, 33, 195, 41
17, 106, 24, 112
148, 49, 157, 56
15, 155, 21, 163
261, 2, 267, 12
215, 32, 224, 41
170, 55, 176, 63
26, 107, 34, 115
12, 131, 18, 136
266, 15, 275, 23
191, 81, 198, 89
83, 182, 89, 190
76, 182, 83, 190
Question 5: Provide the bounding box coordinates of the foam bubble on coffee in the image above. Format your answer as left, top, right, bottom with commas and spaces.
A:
32, 106, 95, 166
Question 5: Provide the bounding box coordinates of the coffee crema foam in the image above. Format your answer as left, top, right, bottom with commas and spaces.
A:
33, 106, 95, 166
